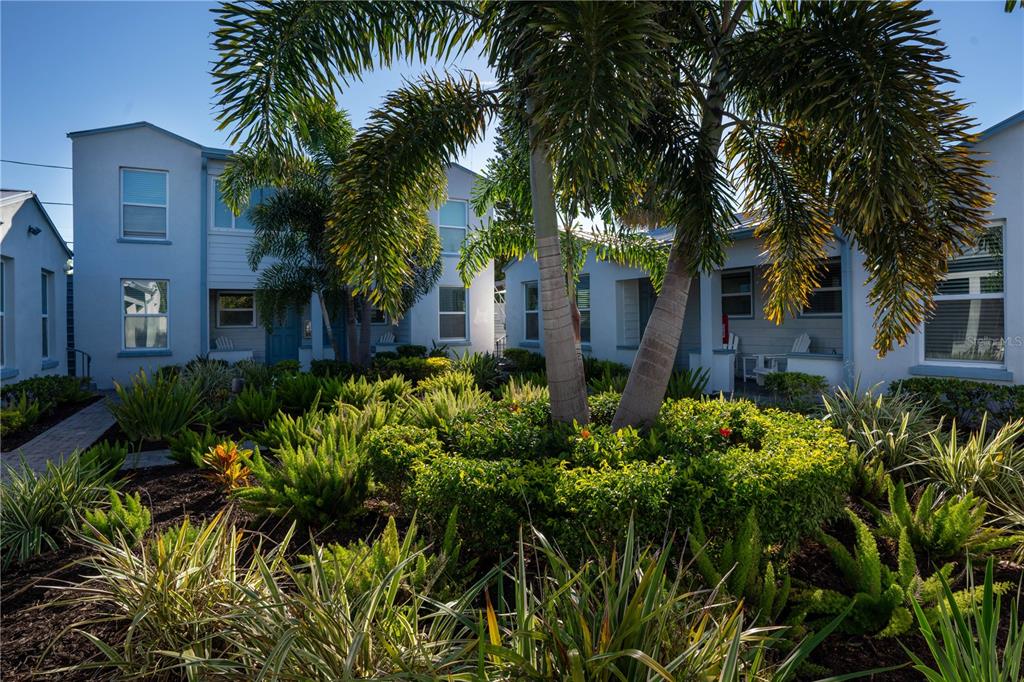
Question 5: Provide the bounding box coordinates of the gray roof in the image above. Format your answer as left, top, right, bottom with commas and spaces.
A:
66, 121, 232, 158
0, 189, 31, 201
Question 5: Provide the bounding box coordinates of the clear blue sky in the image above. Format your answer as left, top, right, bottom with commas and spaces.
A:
2, 1, 1021, 245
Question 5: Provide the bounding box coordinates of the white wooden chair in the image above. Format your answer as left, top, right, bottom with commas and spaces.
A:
373, 330, 398, 355
752, 333, 811, 384
209, 336, 254, 362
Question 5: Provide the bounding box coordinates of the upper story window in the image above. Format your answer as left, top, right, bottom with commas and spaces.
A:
577, 273, 591, 344
802, 258, 843, 316
123, 279, 169, 350
121, 169, 168, 239
211, 178, 256, 230
524, 280, 539, 340
721, 269, 753, 319
925, 224, 1004, 364
439, 199, 468, 254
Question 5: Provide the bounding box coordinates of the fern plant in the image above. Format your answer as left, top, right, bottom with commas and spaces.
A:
83, 489, 152, 547
275, 373, 323, 413
874, 480, 1009, 562
688, 511, 790, 624
303, 513, 461, 598
237, 433, 370, 528
403, 386, 491, 430
80, 440, 129, 475
791, 510, 1009, 637
846, 444, 890, 504
416, 369, 479, 397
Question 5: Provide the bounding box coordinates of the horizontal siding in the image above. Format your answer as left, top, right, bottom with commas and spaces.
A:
207, 232, 275, 289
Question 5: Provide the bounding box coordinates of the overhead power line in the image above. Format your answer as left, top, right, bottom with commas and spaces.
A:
42, 201, 73, 206
1, 159, 73, 170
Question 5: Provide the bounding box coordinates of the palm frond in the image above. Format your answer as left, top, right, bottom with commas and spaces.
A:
212, 0, 477, 152
330, 71, 496, 318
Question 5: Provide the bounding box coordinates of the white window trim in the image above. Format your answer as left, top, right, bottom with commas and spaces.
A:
1, 259, 8, 368
524, 280, 540, 341
216, 291, 257, 328
800, 259, 843, 318
209, 176, 255, 232
121, 278, 170, 351
438, 286, 469, 341
720, 268, 754, 320
120, 168, 169, 240
439, 198, 469, 256
920, 221, 1006, 368
40, 270, 52, 360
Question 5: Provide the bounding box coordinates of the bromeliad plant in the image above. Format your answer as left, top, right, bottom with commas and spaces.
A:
109, 370, 208, 445
202, 440, 253, 492
231, 385, 280, 424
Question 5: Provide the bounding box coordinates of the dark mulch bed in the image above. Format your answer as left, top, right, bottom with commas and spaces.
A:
2, 466, 1020, 680
1, 395, 103, 453
0, 464, 388, 681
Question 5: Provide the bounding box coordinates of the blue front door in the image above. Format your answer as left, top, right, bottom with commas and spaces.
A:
265, 307, 301, 365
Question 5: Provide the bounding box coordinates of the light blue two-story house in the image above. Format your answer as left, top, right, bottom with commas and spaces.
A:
69, 122, 494, 389
504, 110, 1023, 392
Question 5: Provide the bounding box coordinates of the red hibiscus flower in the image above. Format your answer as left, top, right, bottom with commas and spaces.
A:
719, 427, 732, 438
580, 428, 591, 440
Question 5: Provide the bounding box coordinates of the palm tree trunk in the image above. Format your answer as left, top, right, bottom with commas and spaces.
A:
318, 290, 342, 363
358, 297, 373, 366
527, 124, 589, 424
343, 290, 358, 364
611, 249, 692, 430
613, 29, 734, 429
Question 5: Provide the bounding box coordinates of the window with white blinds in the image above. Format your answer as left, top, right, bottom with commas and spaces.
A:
123, 279, 169, 349
121, 169, 168, 239
924, 224, 1004, 364
577, 273, 591, 343
438, 286, 467, 340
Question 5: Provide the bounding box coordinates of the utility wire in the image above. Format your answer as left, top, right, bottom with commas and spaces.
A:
1, 159, 73, 170
42, 201, 73, 206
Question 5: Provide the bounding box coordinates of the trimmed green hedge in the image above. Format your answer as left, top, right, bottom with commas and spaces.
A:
656, 398, 850, 548
410, 397, 849, 556
889, 377, 1024, 432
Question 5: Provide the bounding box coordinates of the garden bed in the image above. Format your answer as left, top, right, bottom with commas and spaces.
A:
0, 463, 396, 680
0, 394, 102, 453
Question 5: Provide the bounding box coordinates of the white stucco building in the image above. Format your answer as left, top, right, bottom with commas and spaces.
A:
0, 190, 73, 383
504, 110, 1024, 392
69, 121, 494, 389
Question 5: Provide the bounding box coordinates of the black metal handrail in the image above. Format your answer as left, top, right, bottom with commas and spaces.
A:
68, 347, 91, 378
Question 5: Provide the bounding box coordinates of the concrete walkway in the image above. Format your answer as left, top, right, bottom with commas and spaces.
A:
0, 397, 175, 477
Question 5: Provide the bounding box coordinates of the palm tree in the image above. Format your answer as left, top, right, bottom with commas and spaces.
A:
607, 1, 991, 428
219, 98, 440, 366
212, 2, 990, 429
212, 2, 671, 423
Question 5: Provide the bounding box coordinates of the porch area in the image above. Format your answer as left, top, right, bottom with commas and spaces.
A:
672, 248, 851, 394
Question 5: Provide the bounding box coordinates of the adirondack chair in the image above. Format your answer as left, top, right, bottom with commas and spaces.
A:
373, 330, 398, 355
752, 333, 811, 384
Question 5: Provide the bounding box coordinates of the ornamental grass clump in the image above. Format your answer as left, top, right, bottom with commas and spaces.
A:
0, 453, 115, 567
65, 513, 290, 680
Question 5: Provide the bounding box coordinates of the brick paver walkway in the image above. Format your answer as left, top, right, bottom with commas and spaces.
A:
1, 398, 115, 475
